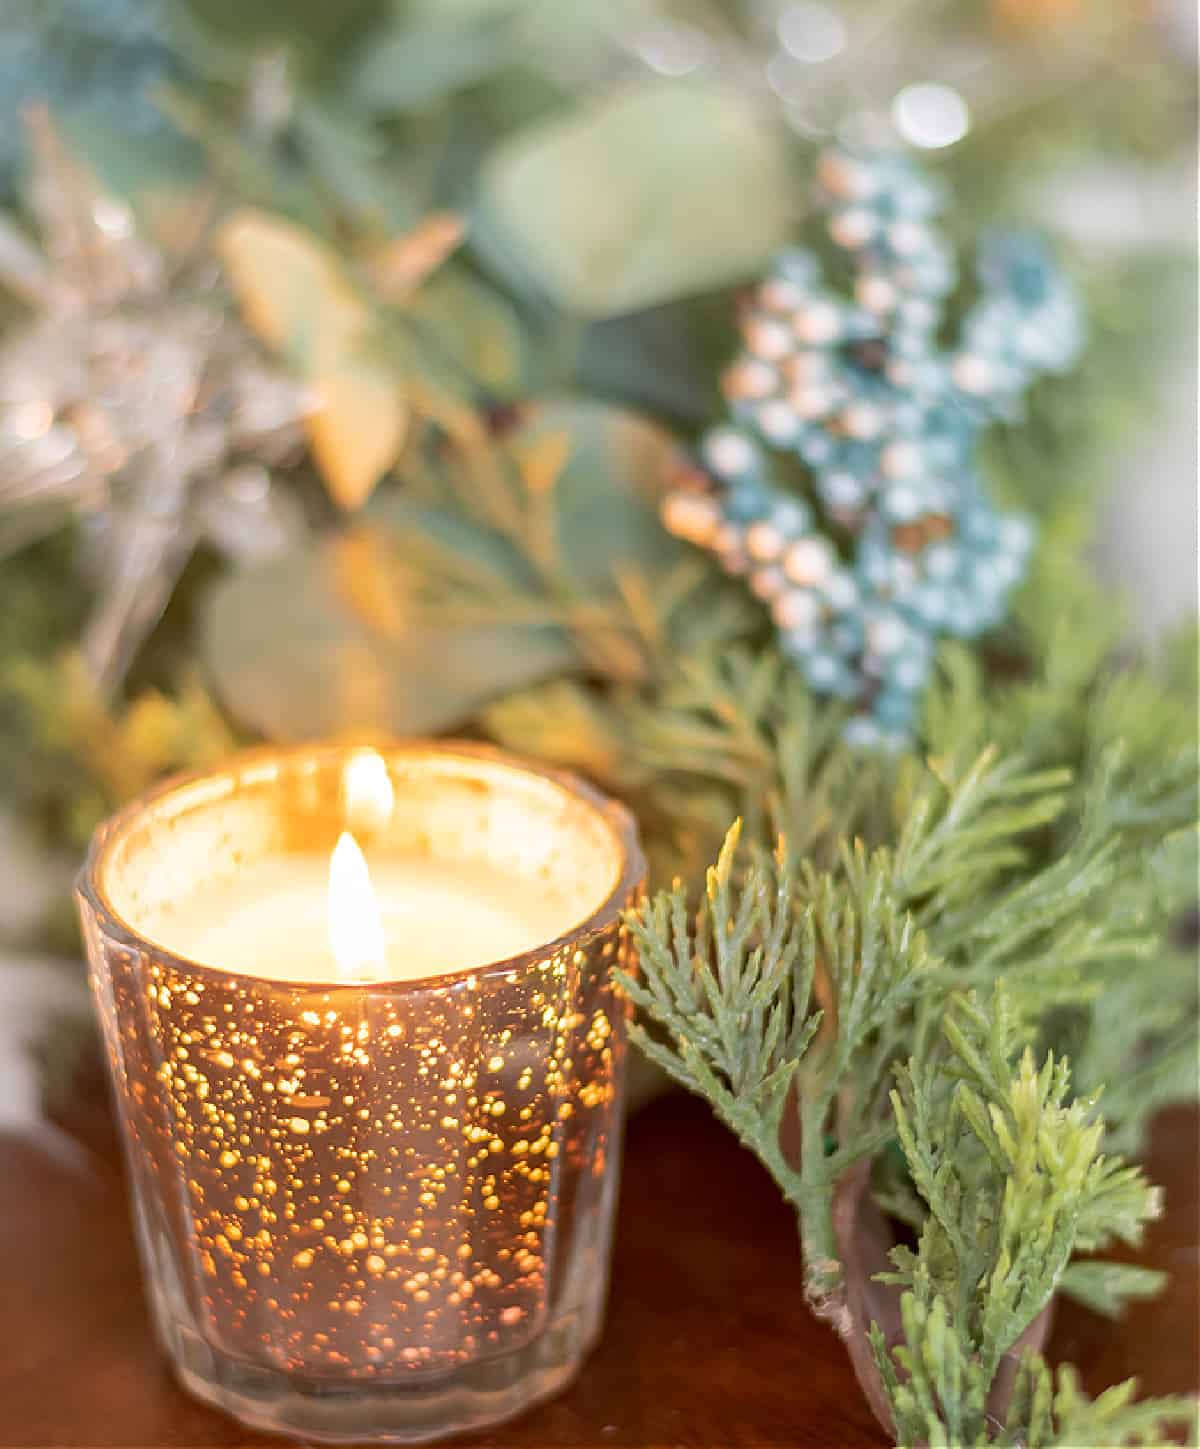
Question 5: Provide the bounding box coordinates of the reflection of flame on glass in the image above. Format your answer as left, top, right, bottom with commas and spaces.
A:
328, 832, 386, 980
342, 747, 395, 836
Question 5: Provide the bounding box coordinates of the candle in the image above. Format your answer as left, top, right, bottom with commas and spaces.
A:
78, 743, 644, 1444
162, 851, 600, 982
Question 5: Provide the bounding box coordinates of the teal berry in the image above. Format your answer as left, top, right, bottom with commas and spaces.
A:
661, 140, 1083, 746
726, 480, 772, 523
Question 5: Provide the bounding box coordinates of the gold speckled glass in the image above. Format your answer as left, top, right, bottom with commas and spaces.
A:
77, 743, 644, 1444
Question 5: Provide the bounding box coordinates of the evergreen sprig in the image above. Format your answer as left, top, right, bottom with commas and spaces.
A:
620, 821, 934, 1306
618, 824, 818, 1181
871, 994, 1191, 1448
621, 822, 1195, 1446
919, 525, 1199, 1154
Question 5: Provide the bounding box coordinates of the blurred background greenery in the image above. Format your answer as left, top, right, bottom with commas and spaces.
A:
0, 0, 1193, 1113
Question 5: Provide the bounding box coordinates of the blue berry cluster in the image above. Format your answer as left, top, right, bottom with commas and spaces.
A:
662, 143, 1083, 749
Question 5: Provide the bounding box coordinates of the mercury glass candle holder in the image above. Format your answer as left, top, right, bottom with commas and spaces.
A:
77, 742, 645, 1444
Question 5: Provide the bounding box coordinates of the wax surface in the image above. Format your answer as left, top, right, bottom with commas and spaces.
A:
159, 854, 578, 983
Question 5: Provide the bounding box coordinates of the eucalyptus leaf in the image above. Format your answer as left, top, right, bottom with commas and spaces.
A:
351, 15, 516, 113
203, 396, 685, 739
506, 397, 686, 589
201, 530, 573, 741
368, 492, 534, 588
292, 101, 423, 230
576, 292, 737, 426
403, 269, 525, 395
472, 81, 795, 318
362, 396, 687, 599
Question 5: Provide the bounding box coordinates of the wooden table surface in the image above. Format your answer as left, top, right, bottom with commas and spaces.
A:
1, 1069, 1196, 1448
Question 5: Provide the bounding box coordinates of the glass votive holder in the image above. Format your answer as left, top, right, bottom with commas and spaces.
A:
77, 742, 644, 1444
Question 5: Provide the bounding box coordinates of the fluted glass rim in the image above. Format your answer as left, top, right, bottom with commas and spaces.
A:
77, 739, 646, 992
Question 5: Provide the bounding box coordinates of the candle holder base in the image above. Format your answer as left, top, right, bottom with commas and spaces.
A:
165, 1302, 604, 1444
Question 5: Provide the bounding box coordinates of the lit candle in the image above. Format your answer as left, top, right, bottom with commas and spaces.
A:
162, 827, 598, 983
78, 743, 644, 1444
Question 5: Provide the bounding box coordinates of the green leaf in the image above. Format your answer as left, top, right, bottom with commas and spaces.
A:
201, 396, 687, 739
200, 530, 574, 741
404, 268, 525, 395
351, 12, 517, 112
576, 290, 734, 426
512, 397, 687, 589
472, 81, 795, 318
365, 396, 689, 660
291, 101, 424, 231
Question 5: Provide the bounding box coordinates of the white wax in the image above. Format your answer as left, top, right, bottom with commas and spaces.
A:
158, 853, 578, 984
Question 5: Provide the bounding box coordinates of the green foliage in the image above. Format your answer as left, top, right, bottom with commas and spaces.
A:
201, 398, 693, 739
473, 80, 795, 318
921, 517, 1199, 1152
877, 1292, 1197, 1448
1, 651, 235, 850
170, 0, 387, 83
871, 995, 1190, 1448
621, 768, 1195, 1442
621, 821, 936, 1303
349, 5, 521, 114
624, 645, 873, 865
551, 580, 1194, 1097
1066, 828, 1200, 1156
487, 636, 882, 886
0, 533, 92, 843
1056, 1260, 1166, 1319
618, 827, 819, 1194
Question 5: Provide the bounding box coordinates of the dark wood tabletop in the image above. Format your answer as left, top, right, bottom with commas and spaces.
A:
1, 1068, 1196, 1448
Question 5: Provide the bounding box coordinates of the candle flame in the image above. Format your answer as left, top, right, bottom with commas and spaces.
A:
328, 831, 386, 980
342, 748, 394, 836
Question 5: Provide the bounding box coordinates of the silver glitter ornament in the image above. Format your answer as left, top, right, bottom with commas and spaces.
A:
0, 108, 310, 694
